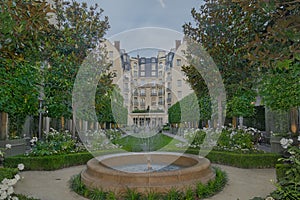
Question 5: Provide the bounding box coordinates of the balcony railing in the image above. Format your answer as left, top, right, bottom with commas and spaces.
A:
158, 101, 164, 105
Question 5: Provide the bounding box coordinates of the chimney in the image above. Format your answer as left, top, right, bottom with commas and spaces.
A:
175, 40, 181, 50
114, 41, 120, 52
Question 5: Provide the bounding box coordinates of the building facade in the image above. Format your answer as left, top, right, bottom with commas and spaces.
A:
104, 39, 193, 127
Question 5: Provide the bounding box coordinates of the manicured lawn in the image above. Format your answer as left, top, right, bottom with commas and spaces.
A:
113, 133, 180, 152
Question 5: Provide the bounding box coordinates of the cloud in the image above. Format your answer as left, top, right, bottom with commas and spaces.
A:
158, 0, 166, 8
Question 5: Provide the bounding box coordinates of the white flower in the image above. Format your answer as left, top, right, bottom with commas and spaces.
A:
265, 197, 275, 200
17, 163, 25, 171
7, 178, 17, 186
0, 191, 7, 200
7, 186, 14, 195
280, 138, 293, 149
298, 135, 300, 142
5, 144, 11, 149
14, 174, 20, 181
12, 197, 19, 200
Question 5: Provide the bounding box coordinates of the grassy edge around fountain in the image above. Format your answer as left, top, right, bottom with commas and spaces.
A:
70, 167, 227, 200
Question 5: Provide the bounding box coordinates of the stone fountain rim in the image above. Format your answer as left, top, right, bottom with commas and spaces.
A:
89, 151, 211, 175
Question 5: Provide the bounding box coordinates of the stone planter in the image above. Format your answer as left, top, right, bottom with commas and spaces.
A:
270, 135, 284, 154
0, 139, 27, 156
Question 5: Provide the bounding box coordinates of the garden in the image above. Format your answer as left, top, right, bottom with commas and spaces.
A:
1, 0, 300, 200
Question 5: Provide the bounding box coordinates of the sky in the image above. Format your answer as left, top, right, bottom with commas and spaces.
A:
76, 0, 204, 56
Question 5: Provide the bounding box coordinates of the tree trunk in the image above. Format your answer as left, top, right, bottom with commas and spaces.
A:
290, 107, 299, 134
61, 116, 65, 131
0, 112, 8, 140
232, 117, 237, 128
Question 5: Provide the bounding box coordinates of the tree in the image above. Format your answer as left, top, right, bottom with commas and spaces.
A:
44, 0, 109, 121
0, 0, 52, 138
182, 0, 271, 127
241, 0, 300, 134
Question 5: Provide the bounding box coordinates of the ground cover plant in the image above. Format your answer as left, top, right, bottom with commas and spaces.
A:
70, 167, 227, 200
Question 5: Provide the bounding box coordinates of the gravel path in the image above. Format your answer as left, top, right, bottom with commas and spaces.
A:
14, 164, 276, 200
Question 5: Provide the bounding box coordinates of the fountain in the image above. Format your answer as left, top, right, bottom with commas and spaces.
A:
81, 151, 215, 194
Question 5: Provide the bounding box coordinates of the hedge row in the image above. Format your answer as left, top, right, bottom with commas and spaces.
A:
3, 150, 280, 171
187, 149, 280, 168
3, 152, 93, 170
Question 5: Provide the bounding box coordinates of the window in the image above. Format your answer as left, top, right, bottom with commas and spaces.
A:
140, 71, 145, 77
152, 64, 156, 70
140, 89, 145, 96
124, 83, 129, 90
167, 82, 171, 89
178, 91, 182, 98
176, 59, 182, 66
151, 88, 156, 94
133, 62, 137, 68
151, 71, 156, 76
158, 71, 162, 77
109, 51, 113, 58
177, 80, 182, 87
134, 71, 138, 77
159, 62, 163, 68
140, 64, 145, 70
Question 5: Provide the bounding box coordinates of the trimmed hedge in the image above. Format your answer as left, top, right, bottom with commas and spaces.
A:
0, 167, 19, 182
3, 152, 93, 171
187, 149, 280, 168
3, 149, 280, 171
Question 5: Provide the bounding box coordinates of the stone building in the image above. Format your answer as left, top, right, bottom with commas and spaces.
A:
104, 39, 193, 127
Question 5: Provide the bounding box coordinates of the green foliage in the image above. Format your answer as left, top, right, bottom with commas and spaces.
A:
70, 167, 227, 200
168, 93, 199, 124
114, 134, 173, 152
164, 188, 183, 200
271, 145, 300, 200
44, 0, 110, 119
184, 129, 206, 147
183, 0, 258, 118
259, 62, 300, 111
15, 194, 40, 200
29, 129, 84, 156
206, 151, 279, 168
227, 89, 256, 118
3, 152, 93, 170
0, 167, 18, 182
123, 189, 141, 200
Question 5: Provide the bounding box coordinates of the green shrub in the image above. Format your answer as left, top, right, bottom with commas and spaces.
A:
271, 145, 300, 199
4, 152, 93, 170
15, 194, 40, 200
187, 149, 280, 168
0, 167, 18, 182
70, 167, 227, 200
29, 129, 85, 156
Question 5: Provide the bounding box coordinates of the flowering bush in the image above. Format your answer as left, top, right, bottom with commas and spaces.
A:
0, 163, 24, 200
270, 136, 300, 199
83, 129, 122, 151
181, 126, 262, 152
29, 128, 85, 156
0, 144, 12, 163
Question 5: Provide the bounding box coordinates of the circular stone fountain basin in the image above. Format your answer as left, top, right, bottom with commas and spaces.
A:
81, 152, 215, 194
